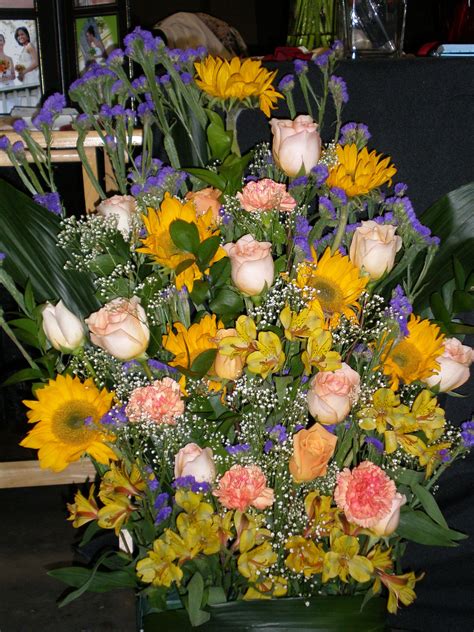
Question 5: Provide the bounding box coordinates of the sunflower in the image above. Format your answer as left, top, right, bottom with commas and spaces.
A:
193, 56, 283, 116
382, 315, 445, 389
20, 374, 116, 472
137, 193, 226, 291
294, 248, 368, 326
163, 313, 222, 370
326, 144, 397, 197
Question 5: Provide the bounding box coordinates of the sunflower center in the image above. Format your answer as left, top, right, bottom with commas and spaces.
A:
52, 401, 97, 445
390, 341, 422, 375
311, 278, 343, 315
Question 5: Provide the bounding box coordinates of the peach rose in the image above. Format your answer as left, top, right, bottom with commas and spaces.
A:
423, 337, 473, 392
96, 195, 137, 235
335, 461, 402, 530
223, 234, 274, 296
370, 493, 407, 536
185, 187, 221, 223
289, 423, 337, 482
213, 328, 244, 380
237, 178, 297, 213
174, 443, 216, 483
126, 377, 184, 424
213, 464, 274, 511
307, 363, 361, 424
85, 296, 150, 361
270, 115, 321, 177
349, 221, 402, 280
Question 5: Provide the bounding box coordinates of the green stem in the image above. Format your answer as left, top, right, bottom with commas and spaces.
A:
0, 309, 39, 370
331, 204, 349, 253
226, 108, 241, 157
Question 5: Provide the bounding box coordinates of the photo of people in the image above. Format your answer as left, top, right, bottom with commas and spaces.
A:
75, 15, 118, 74
0, 19, 41, 114
75, 0, 115, 7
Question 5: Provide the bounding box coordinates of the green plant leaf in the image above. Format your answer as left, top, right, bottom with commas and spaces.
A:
88, 254, 127, 277
209, 257, 231, 288
397, 508, 466, 546
209, 288, 243, 315
190, 348, 218, 377
452, 256, 466, 290
0, 179, 99, 316
189, 279, 209, 305
412, 484, 448, 529
206, 110, 232, 162
2, 367, 45, 386
206, 586, 226, 606
169, 220, 200, 254
197, 236, 221, 270
186, 572, 210, 627
452, 289, 474, 314
186, 168, 226, 191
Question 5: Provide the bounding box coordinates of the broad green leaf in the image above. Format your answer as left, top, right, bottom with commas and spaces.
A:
209, 288, 243, 315
88, 254, 127, 277
452, 289, 474, 314
189, 279, 209, 305
412, 484, 448, 529
209, 257, 231, 288
197, 236, 221, 270
0, 179, 99, 316
2, 367, 45, 386
190, 348, 218, 377
206, 586, 227, 606
169, 220, 200, 254
186, 572, 210, 627
397, 508, 466, 546
186, 168, 226, 191
453, 256, 466, 290
392, 469, 424, 487
206, 110, 232, 162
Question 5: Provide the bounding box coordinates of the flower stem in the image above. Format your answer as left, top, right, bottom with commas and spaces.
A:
226, 108, 241, 157
331, 203, 349, 253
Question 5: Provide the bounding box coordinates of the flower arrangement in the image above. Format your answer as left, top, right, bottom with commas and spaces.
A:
0, 30, 473, 629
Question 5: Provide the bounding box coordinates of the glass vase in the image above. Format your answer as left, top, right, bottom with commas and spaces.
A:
287, 0, 336, 50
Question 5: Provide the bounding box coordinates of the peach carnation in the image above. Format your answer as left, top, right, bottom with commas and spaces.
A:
334, 461, 397, 528
237, 178, 297, 213
126, 377, 184, 424
213, 464, 275, 511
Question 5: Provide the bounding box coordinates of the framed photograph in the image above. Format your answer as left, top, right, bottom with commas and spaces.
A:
0, 18, 41, 114
0, 1, 34, 7
74, 0, 116, 6
75, 14, 119, 74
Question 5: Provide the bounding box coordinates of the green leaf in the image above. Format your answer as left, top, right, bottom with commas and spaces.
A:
186, 572, 210, 627
209, 288, 244, 316
0, 179, 99, 316
189, 279, 209, 305
190, 348, 218, 377
397, 508, 467, 546
24, 279, 36, 315
206, 110, 232, 162
412, 484, 448, 529
169, 220, 200, 254
452, 289, 474, 314
186, 168, 226, 191
206, 586, 226, 606
88, 254, 127, 277
209, 257, 231, 288
8, 317, 40, 336
452, 256, 466, 290
2, 367, 45, 386
392, 469, 424, 487
197, 236, 221, 270
430, 292, 451, 324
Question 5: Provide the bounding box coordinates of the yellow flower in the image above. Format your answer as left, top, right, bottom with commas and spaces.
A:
97, 493, 136, 535
304, 491, 337, 538
410, 389, 445, 441
326, 144, 397, 197
323, 531, 373, 583
234, 511, 272, 553
217, 315, 258, 362
295, 248, 368, 326
243, 576, 288, 600
99, 461, 146, 501
247, 331, 285, 379
137, 193, 225, 291
301, 329, 341, 375
285, 535, 325, 577
238, 541, 277, 582
358, 388, 405, 433
279, 302, 324, 341
194, 56, 283, 116
176, 512, 222, 556
382, 315, 444, 389
20, 374, 116, 472
136, 538, 183, 587
377, 571, 422, 613
67, 484, 99, 528
163, 314, 222, 371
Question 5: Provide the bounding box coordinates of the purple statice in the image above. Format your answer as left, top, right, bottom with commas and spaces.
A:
0, 136, 12, 155
154, 492, 172, 524
374, 212, 396, 225
69, 76, 86, 92
13, 119, 27, 134
159, 73, 171, 86
11, 141, 25, 156
32, 109, 54, 128
74, 113, 92, 130
180, 72, 192, 85
387, 284, 412, 337
438, 449, 451, 463
124, 27, 159, 56
100, 104, 114, 119
43, 92, 66, 114
460, 421, 474, 448
387, 195, 440, 246
289, 175, 309, 190
268, 424, 288, 442
339, 122, 371, 148
100, 405, 128, 426
219, 207, 232, 225
294, 59, 308, 75
33, 192, 62, 215
394, 182, 408, 196
314, 49, 332, 68
196, 45, 207, 58
225, 443, 251, 455
172, 476, 211, 493
131, 75, 147, 91
130, 183, 143, 196
278, 74, 295, 92
294, 423, 306, 432
107, 48, 124, 65
104, 135, 117, 150
364, 436, 384, 453
329, 75, 349, 106
83, 415, 94, 427
318, 195, 336, 219
332, 39, 344, 55
311, 164, 329, 186
294, 215, 312, 258
148, 358, 178, 373
324, 424, 338, 434
264, 440, 274, 454
0, 252, 5, 261
111, 79, 124, 94
330, 186, 348, 206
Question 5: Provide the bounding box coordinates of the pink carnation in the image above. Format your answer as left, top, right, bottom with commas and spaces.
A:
236, 178, 297, 213
126, 377, 184, 424
213, 464, 275, 511
334, 461, 397, 528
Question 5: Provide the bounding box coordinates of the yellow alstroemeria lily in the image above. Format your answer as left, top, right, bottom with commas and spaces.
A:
285, 535, 325, 577
176, 512, 222, 556
410, 389, 446, 441
377, 571, 423, 613
358, 388, 407, 433
218, 315, 258, 362
304, 491, 337, 538
398, 436, 452, 479
323, 531, 373, 584
99, 461, 146, 502
234, 511, 272, 553
279, 302, 324, 341
136, 538, 183, 588
238, 541, 278, 583
67, 484, 99, 528
301, 329, 341, 375
97, 493, 136, 535
247, 331, 285, 379
174, 489, 209, 515
243, 575, 288, 600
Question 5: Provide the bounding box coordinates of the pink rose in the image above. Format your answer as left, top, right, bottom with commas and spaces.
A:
213, 464, 275, 511
270, 115, 321, 177
185, 187, 222, 223
174, 443, 216, 483
96, 195, 137, 235
307, 362, 361, 424
236, 178, 297, 213
223, 234, 274, 296
335, 461, 405, 530
423, 337, 473, 392
349, 221, 402, 280
126, 377, 184, 424
85, 296, 150, 360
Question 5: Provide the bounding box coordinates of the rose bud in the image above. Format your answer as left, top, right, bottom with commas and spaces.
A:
307, 363, 361, 425
223, 234, 274, 296
42, 300, 85, 352
349, 220, 402, 280
96, 195, 137, 235
174, 443, 216, 483
423, 337, 473, 392
270, 115, 321, 177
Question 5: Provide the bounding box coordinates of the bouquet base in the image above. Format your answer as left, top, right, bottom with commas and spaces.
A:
141, 596, 387, 631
